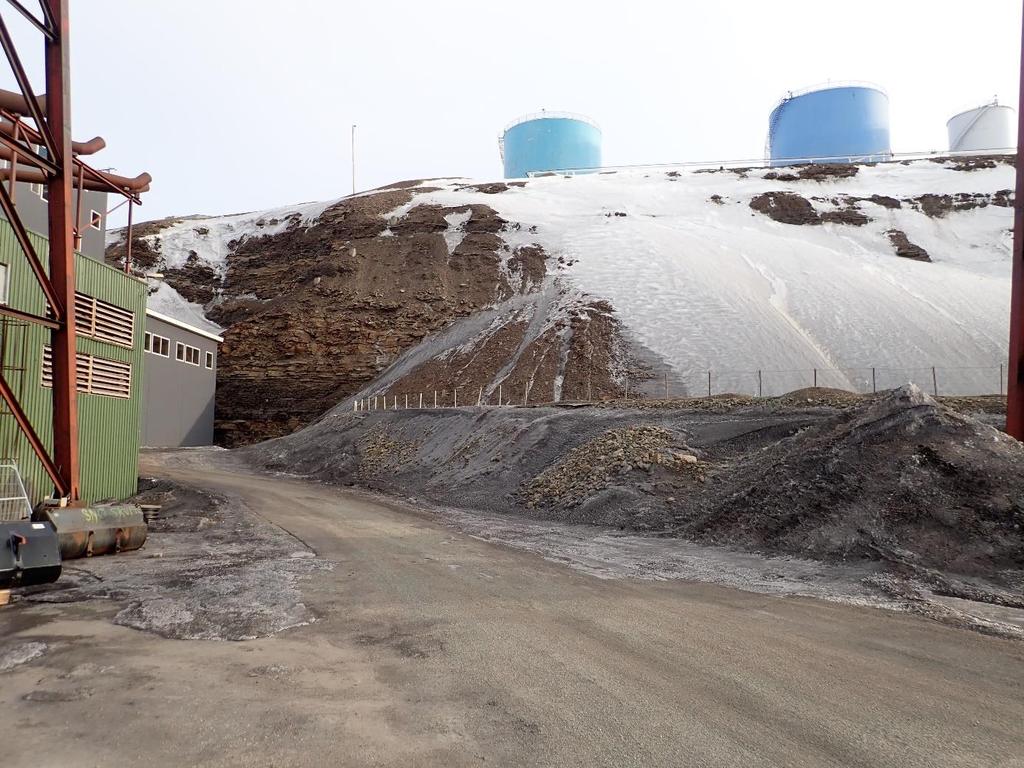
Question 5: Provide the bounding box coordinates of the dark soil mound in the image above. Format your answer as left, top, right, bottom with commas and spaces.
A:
690, 386, 1024, 577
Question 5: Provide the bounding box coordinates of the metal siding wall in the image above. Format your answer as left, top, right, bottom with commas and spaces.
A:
0, 219, 144, 505
768, 87, 891, 167
502, 118, 602, 178
140, 315, 217, 447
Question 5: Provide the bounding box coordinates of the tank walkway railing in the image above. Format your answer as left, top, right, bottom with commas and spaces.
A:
502, 111, 601, 134
525, 146, 1016, 178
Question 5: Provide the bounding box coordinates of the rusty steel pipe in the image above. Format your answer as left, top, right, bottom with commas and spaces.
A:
0, 117, 105, 155
0, 165, 151, 193
35, 506, 147, 559
0, 85, 44, 117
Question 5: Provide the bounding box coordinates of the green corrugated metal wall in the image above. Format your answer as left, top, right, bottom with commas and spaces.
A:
0, 219, 145, 505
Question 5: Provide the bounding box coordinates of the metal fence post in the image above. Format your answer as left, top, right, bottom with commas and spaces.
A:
707, 370, 712, 398
813, 368, 817, 388
664, 371, 669, 399
757, 370, 762, 397
405, 393, 408, 409
932, 366, 938, 397
1001, 363, 1005, 396
872, 368, 876, 394
498, 383, 502, 406
454, 388, 458, 408
477, 386, 483, 406
434, 390, 437, 408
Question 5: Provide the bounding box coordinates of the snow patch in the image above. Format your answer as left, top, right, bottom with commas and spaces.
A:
442, 210, 472, 255
146, 282, 224, 335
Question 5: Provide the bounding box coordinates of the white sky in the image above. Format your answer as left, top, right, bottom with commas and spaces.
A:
2, 1, 1022, 224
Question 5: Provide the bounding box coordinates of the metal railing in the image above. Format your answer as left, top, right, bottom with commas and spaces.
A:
524, 146, 1015, 177
0, 459, 32, 522
502, 110, 601, 135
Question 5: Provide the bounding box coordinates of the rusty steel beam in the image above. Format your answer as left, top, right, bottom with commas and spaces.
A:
0, 131, 59, 175
0, 13, 57, 161
44, 0, 78, 500
4, 0, 53, 39
0, 373, 69, 498
1008, 2, 1024, 439
124, 198, 133, 273
0, 303, 58, 328
0, 175, 63, 319
35, 0, 55, 33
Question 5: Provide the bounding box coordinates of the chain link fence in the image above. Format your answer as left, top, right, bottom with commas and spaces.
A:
352, 364, 1009, 412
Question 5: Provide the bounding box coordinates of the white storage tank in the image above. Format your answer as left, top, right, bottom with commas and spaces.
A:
947, 101, 1015, 152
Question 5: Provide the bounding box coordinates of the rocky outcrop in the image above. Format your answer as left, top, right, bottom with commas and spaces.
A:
110, 188, 636, 446
886, 230, 931, 261
749, 192, 821, 225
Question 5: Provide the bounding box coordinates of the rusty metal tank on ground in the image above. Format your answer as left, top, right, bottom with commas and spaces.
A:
500, 111, 601, 178
947, 101, 1015, 152
36, 505, 147, 559
767, 83, 891, 166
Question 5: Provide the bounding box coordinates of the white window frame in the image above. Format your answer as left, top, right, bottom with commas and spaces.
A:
0, 263, 8, 306
176, 342, 200, 366
89, 209, 102, 230
205, 351, 214, 369
145, 332, 170, 357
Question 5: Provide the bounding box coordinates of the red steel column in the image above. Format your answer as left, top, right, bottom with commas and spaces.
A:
44, 0, 79, 499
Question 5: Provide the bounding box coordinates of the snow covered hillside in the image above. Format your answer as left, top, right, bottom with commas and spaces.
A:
374, 160, 1014, 396
108, 156, 1016, 441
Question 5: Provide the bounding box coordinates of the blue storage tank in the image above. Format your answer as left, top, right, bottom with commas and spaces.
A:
767, 84, 891, 167
500, 111, 601, 178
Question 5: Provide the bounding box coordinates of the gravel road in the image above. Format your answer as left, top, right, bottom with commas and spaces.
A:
0, 450, 1021, 767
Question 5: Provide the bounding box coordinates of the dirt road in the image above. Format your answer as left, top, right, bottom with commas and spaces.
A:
2, 453, 1022, 767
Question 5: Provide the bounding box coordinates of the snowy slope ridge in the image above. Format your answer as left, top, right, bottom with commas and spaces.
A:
119, 158, 1015, 400
118, 197, 345, 277
372, 161, 1014, 396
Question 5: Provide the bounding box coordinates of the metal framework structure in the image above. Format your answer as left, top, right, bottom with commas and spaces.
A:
1008, 2, 1024, 439
0, 0, 148, 500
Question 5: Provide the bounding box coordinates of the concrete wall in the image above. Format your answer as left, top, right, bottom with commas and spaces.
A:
141, 314, 218, 447
4, 180, 108, 261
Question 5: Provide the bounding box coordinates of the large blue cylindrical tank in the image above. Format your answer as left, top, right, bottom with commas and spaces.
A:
767, 85, 891, 167
501, 112, 601, 178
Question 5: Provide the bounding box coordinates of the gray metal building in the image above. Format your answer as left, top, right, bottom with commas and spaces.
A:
2, 169, 108, 260
142, 310, 221, 447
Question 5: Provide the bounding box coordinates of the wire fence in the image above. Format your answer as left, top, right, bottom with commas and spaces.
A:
353, 364, 1010, 412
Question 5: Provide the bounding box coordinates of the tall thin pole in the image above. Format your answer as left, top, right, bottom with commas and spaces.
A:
1007, 1, 1024, 440
45, 0, 80, 500
351, 124, 356, 195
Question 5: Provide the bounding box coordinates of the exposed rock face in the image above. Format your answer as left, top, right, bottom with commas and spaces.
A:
749, 192, 822, 225
209, 195, 532, 444
110, 189, 635, 446
886, 230, 931, 261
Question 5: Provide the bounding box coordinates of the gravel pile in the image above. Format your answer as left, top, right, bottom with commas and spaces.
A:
248, 385, 1024, 591
524, 426, 703, 509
